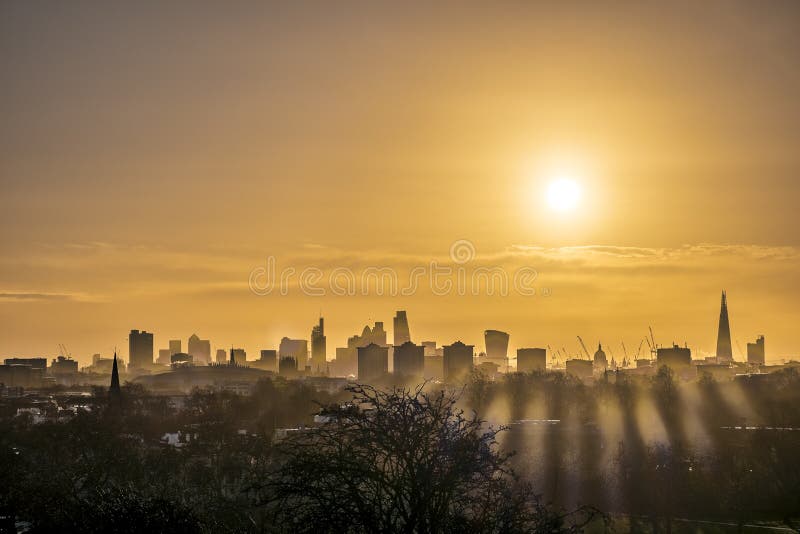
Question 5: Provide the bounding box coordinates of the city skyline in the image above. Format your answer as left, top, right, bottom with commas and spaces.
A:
0, 288, 785, 367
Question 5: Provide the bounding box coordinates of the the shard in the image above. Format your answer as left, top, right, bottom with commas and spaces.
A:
716, 290, 733, 362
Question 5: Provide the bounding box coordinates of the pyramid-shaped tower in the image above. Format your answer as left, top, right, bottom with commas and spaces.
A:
716, 291, 733, 362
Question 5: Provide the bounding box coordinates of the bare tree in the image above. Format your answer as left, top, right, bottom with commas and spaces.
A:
255, 383, 597, 533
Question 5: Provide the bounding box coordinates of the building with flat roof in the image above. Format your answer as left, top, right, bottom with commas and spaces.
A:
357, 343, 389, 382
517, 348, 547, 373
393, 341, 424, 381
443, 341, 474, 383
129, 330, 154, 369
747, 335, 765, 366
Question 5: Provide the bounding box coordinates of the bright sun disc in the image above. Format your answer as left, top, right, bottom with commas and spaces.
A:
546, 178, 581, 212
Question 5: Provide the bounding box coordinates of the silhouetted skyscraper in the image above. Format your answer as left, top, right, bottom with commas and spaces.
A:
280, 337, 308, 369
443, 341, 474, 383
109, 351, 121, 398
747, 335, 765, 365
129, 330, 154, 369
311, 317, 327, 373
216, 349, 227, 363
169, 339, 181, 356
716, 291, 733, 362
657, 344, 692, 368
393, 311, 411, 345
517, 348, 547, 373
357, 343, 389, 382
259, 349, 278, 372
484, 330, 509, 362
393, 341, 424, 380
188, 334, 211, 365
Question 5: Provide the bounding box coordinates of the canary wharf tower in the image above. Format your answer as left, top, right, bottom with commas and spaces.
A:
716, 291, 733, 362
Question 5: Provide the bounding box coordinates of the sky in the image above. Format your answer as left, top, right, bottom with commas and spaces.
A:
1, 1, 799, 365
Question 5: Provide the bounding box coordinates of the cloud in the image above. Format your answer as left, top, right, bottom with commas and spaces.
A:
0, 291, 86, 302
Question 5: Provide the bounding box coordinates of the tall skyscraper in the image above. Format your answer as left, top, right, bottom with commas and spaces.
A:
129, 329, 154, 369
747, 335, 765, 365
393, 311, 411, 345
311, 317, 327, 373
188, 334, 211, 365
716, 291, 733, 362
169, 339, 181, 356
484, 330, 510, 368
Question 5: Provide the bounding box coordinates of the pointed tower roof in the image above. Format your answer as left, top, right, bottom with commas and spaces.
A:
716, 290, 733, 361
109, 351, 121, 398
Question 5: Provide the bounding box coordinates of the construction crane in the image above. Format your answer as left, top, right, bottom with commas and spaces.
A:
622, 341, 629, 368
735, 339, 745, 360
636, 338, 645, 360
58, 344, 71, 358
577, 336, 591, 360
648, 326, 658, 358
645, 338, 654, 360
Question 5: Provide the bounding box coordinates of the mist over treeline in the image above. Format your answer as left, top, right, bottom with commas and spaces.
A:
2, 368, 799, 532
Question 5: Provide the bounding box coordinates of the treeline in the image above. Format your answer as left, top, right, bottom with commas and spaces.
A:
1, 369, 799, 532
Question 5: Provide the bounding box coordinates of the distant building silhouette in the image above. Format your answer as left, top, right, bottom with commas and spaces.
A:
393, 311, 411, 345
258, 349, 278, 372
3, 358, 47, 373
335, 321, 387, 377
215, 348, 227, 363
311, 317, 327, 373
169, 339, 181, 357
279, 355, 298, 377
393, 341, 424, 380
129, 330, 154, 369
565, 359, 593, 380
484, 330, 509, 363
747, 335, 765, 365
716, 291, 733, 362
280, 338, 308, 369
109, 351, 121, 399
593, 344, 608, 373
443, 341, 474, 383
50, 356, 78, 377
229, 348, 246, 366
421, 341, 437, 357
357, 343, 389, 381
517, 348, 547, 373
157, 349, 171, 365
657, 344, 692, 368
188, 334, 211, 365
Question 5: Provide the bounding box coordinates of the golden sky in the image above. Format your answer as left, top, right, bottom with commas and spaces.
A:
1, 2, 799, 364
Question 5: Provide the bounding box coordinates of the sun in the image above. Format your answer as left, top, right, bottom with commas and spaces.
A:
546, 177, 581, 212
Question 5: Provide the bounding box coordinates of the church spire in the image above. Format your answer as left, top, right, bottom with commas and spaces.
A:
109, 350, 121, 398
